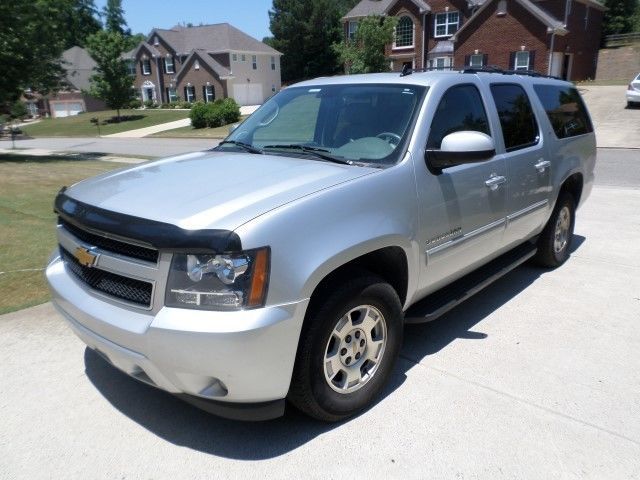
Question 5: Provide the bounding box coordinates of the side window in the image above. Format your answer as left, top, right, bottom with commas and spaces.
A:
426, 84, 490, 149
490, 84, 539, 152
533, 85, 593, 139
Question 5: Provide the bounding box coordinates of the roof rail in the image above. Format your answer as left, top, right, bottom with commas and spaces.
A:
462, 66, 562, 80
400, 64, 427, 77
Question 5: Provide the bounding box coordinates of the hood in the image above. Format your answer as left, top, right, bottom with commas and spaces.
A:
66, 151, 376, 231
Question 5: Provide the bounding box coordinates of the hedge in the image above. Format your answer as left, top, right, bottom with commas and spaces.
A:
189, 98, 241, 129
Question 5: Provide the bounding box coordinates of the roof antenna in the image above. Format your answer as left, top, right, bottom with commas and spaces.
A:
400, 64, 412, 77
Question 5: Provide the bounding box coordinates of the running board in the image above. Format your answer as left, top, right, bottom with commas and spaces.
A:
404, 242, 537, 324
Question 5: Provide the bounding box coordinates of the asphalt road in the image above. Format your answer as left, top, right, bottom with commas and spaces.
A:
1, 152, 639, 479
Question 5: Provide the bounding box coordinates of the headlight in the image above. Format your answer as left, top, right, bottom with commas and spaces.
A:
165, 247, 270, 310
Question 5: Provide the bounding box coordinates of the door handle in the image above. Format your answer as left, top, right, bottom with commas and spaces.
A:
485, 175, 506, 191
535, 160, 551, 173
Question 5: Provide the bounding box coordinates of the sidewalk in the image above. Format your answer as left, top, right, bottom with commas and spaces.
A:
104, 118, 191, 138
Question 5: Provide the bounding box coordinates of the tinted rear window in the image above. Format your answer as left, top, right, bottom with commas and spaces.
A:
490, 84, 539, 152
533, 85, 593, 139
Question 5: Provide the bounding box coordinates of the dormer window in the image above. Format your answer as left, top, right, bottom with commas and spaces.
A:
395, 16, 414, 48
435, 11, 459, 37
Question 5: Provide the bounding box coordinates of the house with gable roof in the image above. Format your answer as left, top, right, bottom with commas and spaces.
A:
343, 0, 605, 81
124, 23, 282, 106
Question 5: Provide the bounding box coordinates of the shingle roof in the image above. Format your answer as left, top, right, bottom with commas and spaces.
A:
343, 0, 430, 20
61, 46, 96, 91
122, 42, 162, 60
175, 49, 233, 82
151, 23, 281, 56
451, 0, 568, 42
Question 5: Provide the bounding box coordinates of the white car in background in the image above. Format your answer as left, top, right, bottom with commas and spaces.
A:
627, 73, 640, 107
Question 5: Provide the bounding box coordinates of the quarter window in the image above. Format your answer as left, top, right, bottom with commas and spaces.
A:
490, 84, 539, 151
533, 85, 593, 139
395, 16, 414, 47
427, 84, 490, 149
435, 11, 459, 37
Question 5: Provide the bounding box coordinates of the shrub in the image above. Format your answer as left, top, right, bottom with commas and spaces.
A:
204, 104, 224, 128
129, 99, 142, 109
179, 101, 192, 109
160, 103, 171, 109
219, 97, 241, 124
143, 100, 157, 109
10, 101, 28, 120
168, 101, 181, 109
189, 102, 208, 129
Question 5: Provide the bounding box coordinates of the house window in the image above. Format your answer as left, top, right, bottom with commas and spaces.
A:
395, 16, 413, 48
271, 56, 276, 70
232, 53, 237, 61
203, 85, 215, 103
430, 57, 451, 70
194, 60, 200, 70
435, 11, 459, 37
141, 58, 151, 75
470, 54, 484, 67
126, 60, 136, 75
241, 54, 246, 61
153, 36, 159, 46
166, 87, 178, 102
164, 56, 175, 74
252, 55, 257, 70
515, 51, 530, 70
348, 21, 358, 41
184, 85, 195, 102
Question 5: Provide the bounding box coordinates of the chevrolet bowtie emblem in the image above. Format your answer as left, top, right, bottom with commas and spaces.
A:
74, 246, 99, 267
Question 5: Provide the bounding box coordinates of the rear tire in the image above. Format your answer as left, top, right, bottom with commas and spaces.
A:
288, 274, 403, 422
534, 192, 576, 268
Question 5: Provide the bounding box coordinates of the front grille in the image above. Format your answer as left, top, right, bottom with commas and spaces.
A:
60, 247, 153, 307
59, 218, 159, 263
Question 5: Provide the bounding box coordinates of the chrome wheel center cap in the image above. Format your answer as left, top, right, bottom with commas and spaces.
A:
338, 328, 366, 367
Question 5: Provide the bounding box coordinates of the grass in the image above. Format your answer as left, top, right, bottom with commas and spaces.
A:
0, 154, 125, 315
150, 115, 248, 139
20, 109, 189, 137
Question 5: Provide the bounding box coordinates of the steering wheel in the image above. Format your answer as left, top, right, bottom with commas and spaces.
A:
376, 132, 401, 146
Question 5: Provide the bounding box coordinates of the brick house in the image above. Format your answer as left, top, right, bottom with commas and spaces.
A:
124, 23, 282, 106
343, 0, 605, 80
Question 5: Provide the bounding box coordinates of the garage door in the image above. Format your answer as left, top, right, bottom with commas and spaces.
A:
52, 102, 84, 118
233, 84, 263, 106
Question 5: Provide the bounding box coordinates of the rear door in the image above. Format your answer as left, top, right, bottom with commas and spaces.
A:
487, 83, 551, 246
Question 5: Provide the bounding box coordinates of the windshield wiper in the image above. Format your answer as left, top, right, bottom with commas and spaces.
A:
263, 144, 353, 165
216, 140, 263, 154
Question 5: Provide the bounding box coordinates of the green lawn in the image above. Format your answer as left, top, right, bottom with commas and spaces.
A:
151, 115, 248, 139
0, 154, 124, 314
21, 109, 189, 137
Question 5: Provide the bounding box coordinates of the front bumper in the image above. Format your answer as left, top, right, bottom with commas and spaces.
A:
46, 253, 308, 420
626, 90, 640, 104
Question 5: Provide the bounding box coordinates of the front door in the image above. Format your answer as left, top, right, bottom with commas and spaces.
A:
487, 83, 551, 246
145, 88, 154, 102
415, 83, 507, 296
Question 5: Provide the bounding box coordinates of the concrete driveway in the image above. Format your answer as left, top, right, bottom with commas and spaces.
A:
1, 151, 639, 479
579, 85, 640, 149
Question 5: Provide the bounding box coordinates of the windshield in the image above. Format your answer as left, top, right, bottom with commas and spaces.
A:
218, 83, 427, 166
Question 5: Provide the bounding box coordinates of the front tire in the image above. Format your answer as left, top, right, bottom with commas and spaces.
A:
288, 274, 403, 422
534, 192, 576, 268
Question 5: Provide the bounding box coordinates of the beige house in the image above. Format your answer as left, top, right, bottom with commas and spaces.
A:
125, 23, 283, 106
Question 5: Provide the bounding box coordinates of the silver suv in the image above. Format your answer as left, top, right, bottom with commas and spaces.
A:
46, 70, 596, 421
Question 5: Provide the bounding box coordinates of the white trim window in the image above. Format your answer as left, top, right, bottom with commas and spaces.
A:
184, 85, 195, 102
470, 54, 483, 67
252, 55, 257, 70
271, 56, 276, 70
348, 21, 358, 41
164, 56, 175, 74
126, 60, 136, 75
241, 54, 246, 62
435, 11, 459, 37
204, 85, 215, 103
395, 16, 414, 48
232, 53, 237, 61
515, 51, 530, 71
141, 58, 151, 75
430, 57, 451, 71
167, 87, 178, 102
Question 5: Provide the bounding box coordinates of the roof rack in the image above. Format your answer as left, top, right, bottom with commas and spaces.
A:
462, 65, 561, 80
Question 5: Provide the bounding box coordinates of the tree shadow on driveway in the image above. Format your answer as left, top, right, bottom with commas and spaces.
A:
84, 236, 585, 460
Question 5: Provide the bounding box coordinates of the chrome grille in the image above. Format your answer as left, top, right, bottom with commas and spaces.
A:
60, 247, 153, 307
59, 218, 159, 263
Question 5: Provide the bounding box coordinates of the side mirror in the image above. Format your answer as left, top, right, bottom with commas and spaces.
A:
425, 131, 496, 173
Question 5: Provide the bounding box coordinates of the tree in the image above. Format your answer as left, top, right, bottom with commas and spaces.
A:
0, 0, 68, 110
601, 0, 639, 35
86, 30, 134, 120
333, 15, 398, 74
268, 0, 360, 83
103, 0, 131, 36
61, 0, 102, 49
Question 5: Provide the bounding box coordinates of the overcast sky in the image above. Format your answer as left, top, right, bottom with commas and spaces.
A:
94, 0, 274, 40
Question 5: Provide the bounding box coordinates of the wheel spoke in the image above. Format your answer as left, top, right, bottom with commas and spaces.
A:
325, 353, 342, 380
344, 366, 362, 387
360, 307, 381, 332
333, 313, 352, 336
